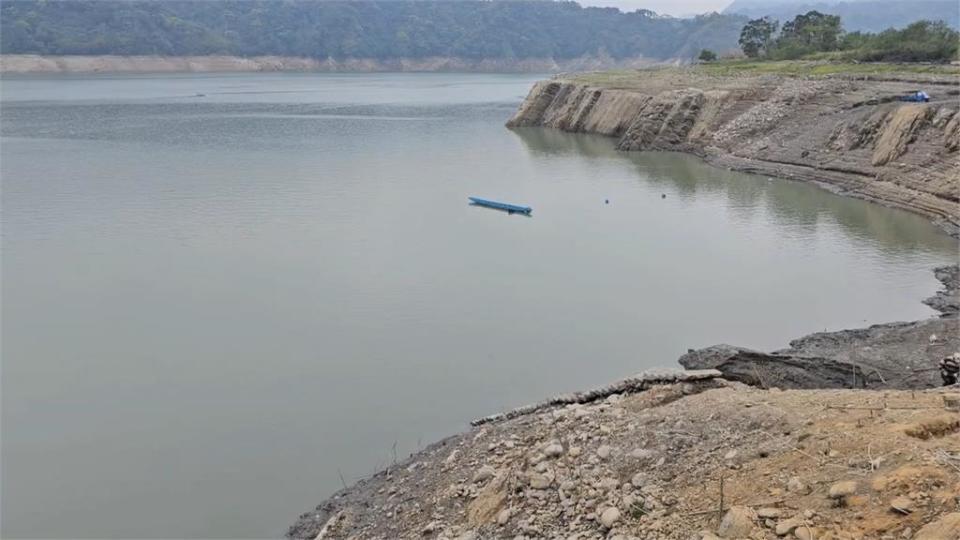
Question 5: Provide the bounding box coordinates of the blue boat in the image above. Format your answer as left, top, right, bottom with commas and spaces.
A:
468, 197, 532, 215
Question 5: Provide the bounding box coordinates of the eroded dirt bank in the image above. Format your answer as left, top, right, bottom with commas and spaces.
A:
506, 69, 960, 235
288, 266, 959, 540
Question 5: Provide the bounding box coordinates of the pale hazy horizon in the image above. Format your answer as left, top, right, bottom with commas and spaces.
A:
580, 0, 735, 17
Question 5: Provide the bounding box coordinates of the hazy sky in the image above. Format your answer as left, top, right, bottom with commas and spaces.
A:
581, 0, 735, 17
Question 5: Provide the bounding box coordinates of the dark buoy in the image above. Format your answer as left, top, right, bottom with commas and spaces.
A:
605, 199, 609, 204
661, 193, 666, 199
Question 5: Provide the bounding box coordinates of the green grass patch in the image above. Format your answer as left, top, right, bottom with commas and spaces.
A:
695, 60, 960, 76
568, 61, 959, 88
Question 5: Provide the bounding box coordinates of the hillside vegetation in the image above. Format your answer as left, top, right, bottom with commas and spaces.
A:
725, 0, 959, 33
735, 13, 958, 62
0, 0, 746, 61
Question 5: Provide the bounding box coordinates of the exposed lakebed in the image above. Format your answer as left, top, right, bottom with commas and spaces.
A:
1, 73, 955, 538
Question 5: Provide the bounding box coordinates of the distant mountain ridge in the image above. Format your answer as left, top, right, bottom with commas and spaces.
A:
0, 0, 747, 62
724, 0, 959, 32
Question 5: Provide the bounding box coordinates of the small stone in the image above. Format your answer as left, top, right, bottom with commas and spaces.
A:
597, 445, 612, 459
794, 525, 815, 540
423, 521, 440, 535
568, 447, 582, 457
828, 480, 858, 499
787, 476, 809, 494
455, 532, 478, 540
473, 465, 496, 483
544, 443, 564, 458
717, 506, 756, 538
757, 507, 781, 519
630, 448, 656, 461
631, 472, 647, 487
529, 474, 552, 489
497, 508, 511, 525
599, 477, 618, 491
890, 496, 913, 514
724, 449, 738, 460
599, 507, 621, 528
775, 518, 801, 536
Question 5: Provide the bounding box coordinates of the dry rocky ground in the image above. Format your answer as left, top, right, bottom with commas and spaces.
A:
289, 382, 960, 540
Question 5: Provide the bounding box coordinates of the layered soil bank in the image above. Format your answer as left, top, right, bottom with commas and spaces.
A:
0, 54, 660, 74
506, 69, 960, 234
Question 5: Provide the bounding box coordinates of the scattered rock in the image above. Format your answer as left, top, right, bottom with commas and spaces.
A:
914, 513, 960, 540
529, 474, 552, 490
496, 508, 511, 525
717, 506, 756, 538
828, 480, 858, 499
787, 476, 808, 494
599, 507, 621, 528
630, 448, 656, 461
473, 465, 496, 483
597, 445, 612, 459
775, 518, 801, 536
757, 507, 781, 519
544, 443, 564, 458
890, 496, 913, 514
422, 521, 440, 535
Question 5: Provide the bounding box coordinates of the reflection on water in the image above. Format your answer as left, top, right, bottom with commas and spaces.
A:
1, 73, 955, 540
511, 127, 958, 256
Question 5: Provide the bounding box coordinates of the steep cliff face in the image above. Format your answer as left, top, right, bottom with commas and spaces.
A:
508, 73, 960, 232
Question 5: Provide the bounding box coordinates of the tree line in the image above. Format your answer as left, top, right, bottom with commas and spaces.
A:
0, 0, 746, 61
737, 12, 958, 62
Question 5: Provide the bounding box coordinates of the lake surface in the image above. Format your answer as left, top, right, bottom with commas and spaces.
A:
1, 73, 955, 539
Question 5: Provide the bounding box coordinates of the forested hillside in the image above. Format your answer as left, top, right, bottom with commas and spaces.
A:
0, 0, 746, 61
724, 0, 958, 32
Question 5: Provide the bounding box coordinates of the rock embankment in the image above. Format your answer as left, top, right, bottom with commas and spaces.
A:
506, 70, 960, 234
289, 382, 960, 540
680, 264, 959, 390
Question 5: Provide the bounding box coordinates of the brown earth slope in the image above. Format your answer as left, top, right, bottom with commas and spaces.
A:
506, 69, 960, 234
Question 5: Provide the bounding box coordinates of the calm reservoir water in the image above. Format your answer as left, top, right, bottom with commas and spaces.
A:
1, 73, 956, 539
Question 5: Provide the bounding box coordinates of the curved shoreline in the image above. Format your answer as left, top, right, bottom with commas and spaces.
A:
288, 263, 958, 539
506, 71, 960, 236
288, 69, 959, 538
0, 54, 663, 74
